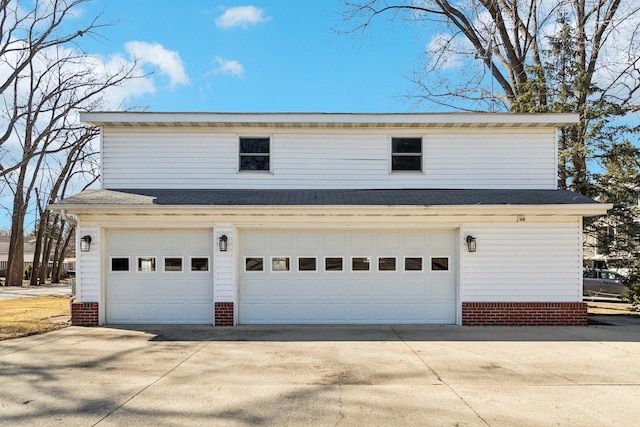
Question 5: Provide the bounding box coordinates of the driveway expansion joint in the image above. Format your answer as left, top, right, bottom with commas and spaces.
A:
390, 326, 491, 427
91, 339, 213, 426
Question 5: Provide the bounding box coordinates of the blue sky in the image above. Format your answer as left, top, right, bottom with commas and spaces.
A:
78, 0, 432, 113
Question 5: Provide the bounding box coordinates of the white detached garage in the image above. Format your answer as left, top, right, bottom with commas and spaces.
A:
51, 112, 611, 327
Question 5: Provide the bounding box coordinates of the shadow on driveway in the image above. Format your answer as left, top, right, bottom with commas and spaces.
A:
104, 319, 640, 343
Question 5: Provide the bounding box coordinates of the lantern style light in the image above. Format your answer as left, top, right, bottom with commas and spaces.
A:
219, 235, 228, 252
80, 235, 92, 252
466, 235, 477, 253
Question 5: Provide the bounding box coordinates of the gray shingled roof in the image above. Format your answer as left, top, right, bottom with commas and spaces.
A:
54, 188, 600, 207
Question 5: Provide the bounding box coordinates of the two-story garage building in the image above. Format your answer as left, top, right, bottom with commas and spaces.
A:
52, 112, 610, 326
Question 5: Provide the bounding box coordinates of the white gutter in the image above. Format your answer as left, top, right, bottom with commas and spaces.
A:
51, 203, 613, 218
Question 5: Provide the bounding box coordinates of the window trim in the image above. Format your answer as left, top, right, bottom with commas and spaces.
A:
351, 256, 372, 272
110, 256, 130, 272
136, 256, 157, 273
297, 256, 317, 272
244, 256, 265, 272
238, 136, 271, 172
270, 256, 291, 273
324, 256, 344, 272
403, 256, 424, 272
391, 136, 423, 173
190, 256, 210, 272
163, 256, 184, 273
430, 256, 450, 272
377, 256, 397, 272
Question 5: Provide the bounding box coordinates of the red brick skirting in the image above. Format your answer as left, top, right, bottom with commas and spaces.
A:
462, 302, 588, 326
71, 302, 99, 326
215, 302, 234, 326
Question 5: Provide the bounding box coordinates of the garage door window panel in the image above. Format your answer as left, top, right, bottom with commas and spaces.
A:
110, 257, 130, 272
271, 257, 291, 272
378, 257, 397, 271
163, 257, 183, 272
137, 257, 156, 272
190, 257, 209, 272
245, 257, 264, 272
298, 257, 317, 271
325, 257, 343, 272
430, 257, 450, 271
404, 257, 423, 271
351, 257, 371, 271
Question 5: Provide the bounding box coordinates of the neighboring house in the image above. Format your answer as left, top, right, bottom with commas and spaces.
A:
0, 238, 38, 281
0, 236, 36, 264
51, 112, 611, 326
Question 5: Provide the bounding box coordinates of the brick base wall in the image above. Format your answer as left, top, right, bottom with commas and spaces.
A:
71, 302, 99, 326
215, 302, 234, 326
462, 302, 588, 326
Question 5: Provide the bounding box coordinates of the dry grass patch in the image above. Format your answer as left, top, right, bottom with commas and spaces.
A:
0, 296, 69, 340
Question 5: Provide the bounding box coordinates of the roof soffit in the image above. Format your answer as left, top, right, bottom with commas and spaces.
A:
80, 112, 580, 129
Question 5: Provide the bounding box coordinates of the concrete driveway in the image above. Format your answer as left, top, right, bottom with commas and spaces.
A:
1, 320, 640, 426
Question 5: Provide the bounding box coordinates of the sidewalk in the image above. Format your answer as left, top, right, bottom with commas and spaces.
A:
0, 282, 72, 300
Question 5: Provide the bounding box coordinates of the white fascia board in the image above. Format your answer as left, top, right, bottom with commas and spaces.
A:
80, 112, 580, 128
51, 203, 612, 218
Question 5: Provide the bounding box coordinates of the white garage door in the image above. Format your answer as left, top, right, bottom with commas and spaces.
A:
239, 229, 457, 324
106, 229, 213, 324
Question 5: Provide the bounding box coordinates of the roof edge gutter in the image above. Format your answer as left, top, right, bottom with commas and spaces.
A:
49, 203, 612, 218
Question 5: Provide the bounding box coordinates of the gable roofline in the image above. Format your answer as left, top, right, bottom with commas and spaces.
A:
79, 112, 580, 129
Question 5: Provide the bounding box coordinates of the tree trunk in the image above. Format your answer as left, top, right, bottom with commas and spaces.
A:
6, 192, 26, 287
52, 219, 72, 283
30, 210, 49, 286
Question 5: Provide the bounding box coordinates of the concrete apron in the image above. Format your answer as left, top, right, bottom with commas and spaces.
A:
1, 322, 639, 426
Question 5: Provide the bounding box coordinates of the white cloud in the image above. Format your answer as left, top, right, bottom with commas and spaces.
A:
425, 33, 472, 70
124, 41, 189, 87
212, 57, 245, 78
215, 6, 271, 29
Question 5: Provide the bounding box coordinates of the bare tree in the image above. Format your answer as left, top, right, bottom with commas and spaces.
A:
0, 0, 109, 154
31, 127, 99, 284
1, 0, 139, 286
342, 0, 640, 193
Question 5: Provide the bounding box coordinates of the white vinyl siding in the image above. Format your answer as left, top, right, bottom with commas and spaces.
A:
461, 220, 582, 302
76, 223, 100, 302
101, 128, 557, 190
214, 223, 235, 303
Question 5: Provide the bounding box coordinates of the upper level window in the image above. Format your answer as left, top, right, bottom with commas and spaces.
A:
239, 137, 270, 171
391, 137, 422, 171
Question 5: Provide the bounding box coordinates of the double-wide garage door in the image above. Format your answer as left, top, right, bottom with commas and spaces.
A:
106, 229, 213, 324
239, 229, 457, 324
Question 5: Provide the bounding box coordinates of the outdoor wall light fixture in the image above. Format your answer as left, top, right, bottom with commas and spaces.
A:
219, 235, 228, 252
80, 235, 92, 252
466, 235, 477, 253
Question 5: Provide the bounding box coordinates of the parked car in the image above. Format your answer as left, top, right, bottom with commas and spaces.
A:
583, 269, 629, 297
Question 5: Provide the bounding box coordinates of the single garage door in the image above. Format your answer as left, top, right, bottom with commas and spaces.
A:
106, 229, 213, 324
239, 229, 457, 324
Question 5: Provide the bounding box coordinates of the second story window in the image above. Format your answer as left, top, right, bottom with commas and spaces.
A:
239, 137, 270, 171
391, 137, 422, 172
